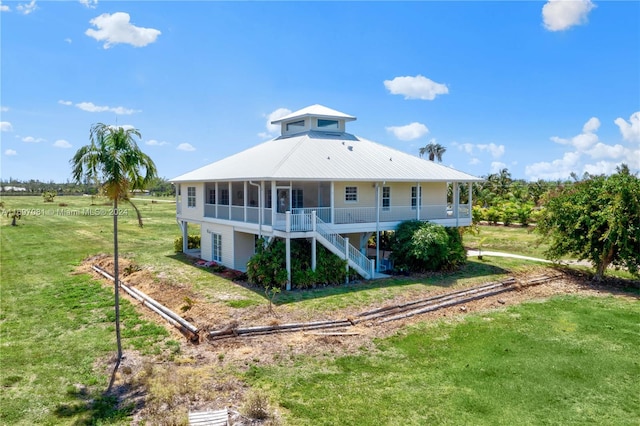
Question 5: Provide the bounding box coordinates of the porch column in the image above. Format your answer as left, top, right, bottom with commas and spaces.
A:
243, 181, 248, 222
285, 211, 291, 290
311, 211, 317, 272
271, 181, 277, 227
330, 181, 335, 224
215, 182, 219, 217
181, 221, 188, 253
454, 182, 459, 227
468, 182, 473, 219
228, 182, 232, 218
375, 183, 380, 273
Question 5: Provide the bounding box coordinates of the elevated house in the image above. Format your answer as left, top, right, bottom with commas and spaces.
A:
171, 105, 481, 288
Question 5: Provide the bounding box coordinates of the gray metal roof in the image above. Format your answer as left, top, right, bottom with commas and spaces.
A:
171, 131, 481, 183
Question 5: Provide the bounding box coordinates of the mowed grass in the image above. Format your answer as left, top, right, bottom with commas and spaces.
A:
464, 224, 547, 258
249, 295, 640, 425
1, 195, 638, 425
0, 196, 184, 425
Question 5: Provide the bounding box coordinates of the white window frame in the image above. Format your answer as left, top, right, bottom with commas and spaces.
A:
208, 188, 216, 204
411, 186, 422, 210
382, 186, 391, 211
212, 233, 222, 262
345, 186, 358, 203
317, 119, 339, 130
187, 186, 196, 208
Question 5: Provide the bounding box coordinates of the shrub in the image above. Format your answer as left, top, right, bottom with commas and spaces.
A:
241, 389, 272, 420
173, 234, 201, 253
485, 207, 501, 225
472, 205, 485, 224
390, 220, 466, 273
247, 238, 348, 289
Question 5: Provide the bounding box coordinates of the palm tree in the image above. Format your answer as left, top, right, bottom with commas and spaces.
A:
419, 142, 447, 162
71, 123, 157, 362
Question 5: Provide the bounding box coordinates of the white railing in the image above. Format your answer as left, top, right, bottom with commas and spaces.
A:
316, 217, 373, 278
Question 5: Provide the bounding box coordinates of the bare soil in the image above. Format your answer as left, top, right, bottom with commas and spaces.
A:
78, 254, 638, 424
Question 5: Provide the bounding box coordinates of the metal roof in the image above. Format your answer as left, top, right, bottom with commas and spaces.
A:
171, 131, 482, 183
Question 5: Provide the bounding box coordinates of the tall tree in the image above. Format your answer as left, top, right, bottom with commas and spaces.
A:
419, 142, 447, 162
536, 165, 640, 280
71, 123, 157, 361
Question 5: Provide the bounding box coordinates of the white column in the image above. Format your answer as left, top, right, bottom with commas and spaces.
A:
286, 211, 291, 290
311, 211, 317, 272
454, 182, 459, 227
344, 236, 350, 284
330, 181, 335, 224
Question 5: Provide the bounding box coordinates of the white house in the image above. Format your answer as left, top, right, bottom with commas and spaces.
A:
171, 105, 481, 288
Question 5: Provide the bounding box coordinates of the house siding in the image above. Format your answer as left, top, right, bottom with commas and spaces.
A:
201, 222, 234, 269
179, 182, 205, 221
233, 232, 256, 272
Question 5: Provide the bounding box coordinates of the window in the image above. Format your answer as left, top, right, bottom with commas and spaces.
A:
211, 233, 222, 262
292, 189, 304, 209
382, 186, 390, 211
411, 186, 422, 210
345, 186, 358, 202
208, 189, 216, 204
187, 186, 196, 208
286, 120, 305, 132
220, 189, 229, 205
317, 119, 339, 130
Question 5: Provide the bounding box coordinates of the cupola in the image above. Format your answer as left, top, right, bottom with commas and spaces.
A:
270, 104, 356, 136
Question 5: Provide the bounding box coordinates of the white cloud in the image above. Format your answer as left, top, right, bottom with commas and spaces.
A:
456, 142, 505, 161
177, 143, 195, 152
550, 117, 599, 150
146, 139, 169, 146
22, 136, 45, 143
259, 107, 292, 138
542, 0, 595, 32
1, 3, 10, 12
65, 38, 72, 44
53, 139, 72, 149
384, 75, 449, 100
1, 106, 8, 112
86, 12, 161, 49
1, 121, 13, 132
79, 0, 98, 8
614, 111, 640, 143
5, 149, 17, 156
17, 0, 37, 15
469, 158, 481, 165
72, 101, 140, 115
58, 100, 73, 106
525, 115, 640, 180
386, 122, 429, 141
490, 161, 508, 174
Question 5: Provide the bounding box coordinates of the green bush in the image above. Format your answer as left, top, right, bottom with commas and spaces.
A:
247, 238, 348, 289
485, 207, 501, 225
390, 220, 466, 273
173, 234, 201, 253
472, 205, 485, 224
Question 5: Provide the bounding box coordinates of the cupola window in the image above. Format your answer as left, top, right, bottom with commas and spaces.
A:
286, 120, 305, 132
317, 119, 339, 130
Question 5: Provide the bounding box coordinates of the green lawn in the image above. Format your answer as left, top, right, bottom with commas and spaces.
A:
1, 195, 638, 425
249, 295, 640, 425
463, 224, 548, 258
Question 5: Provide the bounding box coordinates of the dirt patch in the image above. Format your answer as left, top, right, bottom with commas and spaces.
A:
79, 255, 637, 424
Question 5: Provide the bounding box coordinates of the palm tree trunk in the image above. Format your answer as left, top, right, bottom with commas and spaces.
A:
113, 198, 123, 360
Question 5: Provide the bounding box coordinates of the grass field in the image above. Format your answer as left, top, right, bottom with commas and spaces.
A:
1, 195, 638, 425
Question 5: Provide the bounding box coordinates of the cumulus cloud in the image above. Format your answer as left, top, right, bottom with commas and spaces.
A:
79, 0, 98, 8
258, 107, 292, 138
1, 3, 10, 12
86, 12, 161, 49
490, 162, 508, 174
384, 75, 449, 100
5, 149, 17, 156
1, 121, 13, 132
542, 0, 595, 32
22, 136, 45, 143
386, 122, 429, 141
17, 0, 37, 15
53, 139, 72, 148
525, 115, 640, 181
63, 101, 141, 115
614, 111, 640, 143
177, 143, 195, 152
146, 139, 169, 146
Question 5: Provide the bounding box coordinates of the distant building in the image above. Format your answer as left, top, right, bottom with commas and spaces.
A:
1, 186, 27, 192
171, 105, 481, 287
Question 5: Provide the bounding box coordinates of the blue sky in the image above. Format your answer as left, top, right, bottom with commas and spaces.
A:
1, 0, 638, 183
